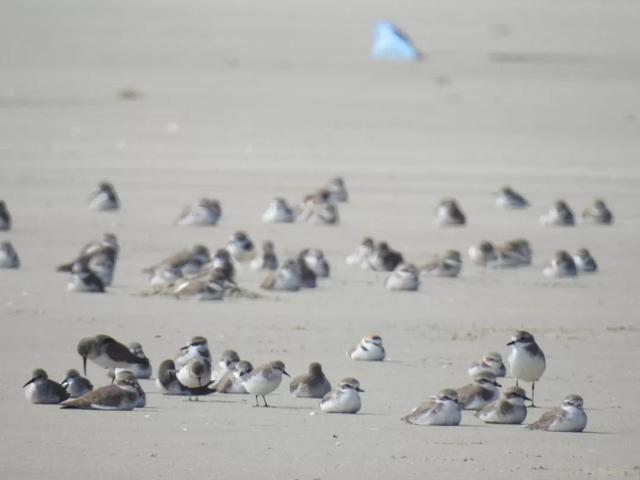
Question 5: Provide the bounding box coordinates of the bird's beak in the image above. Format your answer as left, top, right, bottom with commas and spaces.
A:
506, 340, 515, 346
82, 356, 87, 375
356, 387, 365, 392
22, 378, 35, 388
495, 381, 502, 388
524, 395, 532, 401
61, 377, 70, 385
179, 345, 189, 351
282, 370, 290, 378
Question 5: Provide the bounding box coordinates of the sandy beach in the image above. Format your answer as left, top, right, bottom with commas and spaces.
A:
1, 0, 640, 478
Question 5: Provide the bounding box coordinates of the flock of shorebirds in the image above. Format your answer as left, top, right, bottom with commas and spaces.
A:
3, 178, 614, 431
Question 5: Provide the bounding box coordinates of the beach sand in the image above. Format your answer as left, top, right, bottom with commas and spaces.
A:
1, 0, 639, 478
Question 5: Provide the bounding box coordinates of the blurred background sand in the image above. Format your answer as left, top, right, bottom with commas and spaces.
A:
1, 0, 639, 478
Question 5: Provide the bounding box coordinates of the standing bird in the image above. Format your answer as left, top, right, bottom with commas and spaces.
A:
526, 394, 587, 432
320, 378, 363, 413
0, 241, 20, 268
156, 359, 215, 397
435, 198, 466, 226
385, 263, 420, 291
176, 357, 212, 397
61, 369, 93, 398
241, 360, 290, 407
23, 369, 69, 404
540, 200, 575, 226
77, 335, 149, 376
61, 372, 140, 410
0, 200, 11, 230
402, 389, 462, 426
507, 331, 546, 407
476, 386, 530, 424
582, 199, 613, 225
543, 251, 578, 278
174, 336, 211, 370
176, 198, 221, 226
88, 181, 120, 211
495, 186, 529, 209
289, 363, 332, 398
348, 335, 385, 361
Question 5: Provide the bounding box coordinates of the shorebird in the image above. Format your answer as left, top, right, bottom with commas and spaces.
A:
156, 359, 215, 396
61, 372, 140, 410
0, 241, 19, 268
67, 262, 105, 293
455, 371, 502, 410
326, 177, 349, 202
468, 241, 498, 266
88, 181, 120, 211
289, 362, 332, 398
385, 263, 420, 291
495, 186, 529, 209
250, 241, 279, 271
468, 352, 507, 378
543, 250, 578, 278
435, 198, 466, 226
226, 231, 255, 263
540, 200, 575, 226
507, 331, 546, 407
77, 335, 149, 376
261, 197, 295, 223
492, 239, 532, 268
260, 259, 302, 291
476, 386, 530, 424
320, 378, 363, 413
299, 248, 330, 278
172, 269, 233, 301
526, 394, 587, 432
368, 241, 403, 272
113, 369, 146, 407
143, 245, 211, 286
348, 335, 385, 361
176, 198, 221, 226
299, 190, 339, 225
57, 235, 118, 286
420, 250, 462, 278
174, 336, 211, 370
177, 357, 212, 398
241, 360, 290, 407
126, 342, 152, 378
61, 369, 93, 398
23, 369, 69, 404
573, 248, 598, 272
401, 389, 462, 426
0, 200, 11, 231
346, 237, 375, 269
212, 360, 253, 394
297, 256, 318, 288
213, 350, 240, 380
582, 199, 613, 225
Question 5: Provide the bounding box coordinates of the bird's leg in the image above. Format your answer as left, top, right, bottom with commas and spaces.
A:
516, 379, 519, 388
254, 395, 259, 407
262, 395, 269, 407
531, 382, 536, 408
